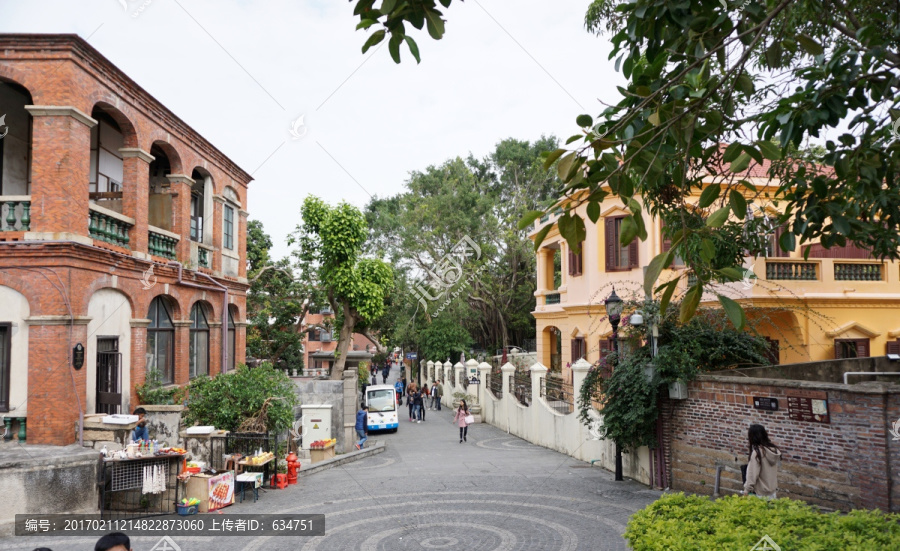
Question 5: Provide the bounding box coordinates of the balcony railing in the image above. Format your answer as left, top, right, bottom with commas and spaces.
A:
198, 246, 211, 268
88, 206, 132, 248
765, 261, 818, 281
545, 292, 561, 305
513, 367, 531, 407
1, 197, 30, 231
541, 376, 574, 414
148, 228, 178, 259
834, 262, 882, 281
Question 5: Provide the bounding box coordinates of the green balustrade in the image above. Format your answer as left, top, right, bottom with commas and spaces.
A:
1, 200, 30, 231
835, 263, 882, 281
545, 292, 561, 304
88, 209, 132, 248
766, 261, 817, 280
198, 246, 211, 268
148, 230, 178, 259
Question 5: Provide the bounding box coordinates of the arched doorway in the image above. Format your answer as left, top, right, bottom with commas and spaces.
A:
86, 289, 133, 414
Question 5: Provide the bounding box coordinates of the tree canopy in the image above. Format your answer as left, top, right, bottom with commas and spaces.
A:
351, 0, 900, 327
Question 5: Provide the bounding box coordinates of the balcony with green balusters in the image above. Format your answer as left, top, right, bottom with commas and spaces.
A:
198, 246, 211, 268
765, 261, 818, 280
88, 207, 131, 248
834, 263, 882, 281
1, 197, 31, 231
148, 229, 178, 260
545, 292, 561, 304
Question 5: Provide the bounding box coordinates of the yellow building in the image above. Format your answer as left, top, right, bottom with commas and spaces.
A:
530, 162, 900, 382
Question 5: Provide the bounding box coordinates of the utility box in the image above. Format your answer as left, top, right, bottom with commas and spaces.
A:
300, 405, 333, 450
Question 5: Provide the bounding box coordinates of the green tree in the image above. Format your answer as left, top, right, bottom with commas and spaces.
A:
295, 196, 394, 379
246, 220, 323, 369
352, 0, 900, 327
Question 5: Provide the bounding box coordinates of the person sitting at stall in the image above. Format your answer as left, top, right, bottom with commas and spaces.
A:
131, 407, 149, 443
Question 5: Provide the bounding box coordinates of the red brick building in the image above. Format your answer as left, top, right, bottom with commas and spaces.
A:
302, 306, 376, 375
0, 34, 251, 445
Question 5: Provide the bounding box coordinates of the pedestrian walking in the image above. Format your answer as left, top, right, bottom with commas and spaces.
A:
382, 364, 390, 384
454, 399, 471, 442
433, 380, 443, 411
355, 404, 368, 450
407, 383, 417, 421
420, 384, 429, 421
430, 381, 439, 410
394, 379, 403, 406
742, 424, 781, 499
412, 388, 423, 423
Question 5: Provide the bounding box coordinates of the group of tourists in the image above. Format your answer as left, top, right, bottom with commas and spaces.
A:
403, 380, 443, 422
370, 361, 391, 385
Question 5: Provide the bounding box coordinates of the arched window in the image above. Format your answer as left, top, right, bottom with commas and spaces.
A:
226, 307, 236, 372
189, 303, 209, 378
147, 297, 174, 384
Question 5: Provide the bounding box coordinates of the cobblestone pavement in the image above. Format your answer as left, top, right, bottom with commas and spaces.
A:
4, 365, 661, 550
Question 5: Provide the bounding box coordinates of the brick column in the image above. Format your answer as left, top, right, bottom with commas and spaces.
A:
120, 148, 154, 255
174, 320, 191, 385
25, 318, 90, 445
208, 321, 222, 376
235, 321, 248, 367
25, 106, 96, 237
166, 174, 195, 264
130, 319, 150, 408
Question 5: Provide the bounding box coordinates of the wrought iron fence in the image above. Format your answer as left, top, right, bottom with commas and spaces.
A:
451, 367, 456, 387
216, 432, 279, 487
489, 369, 503, 398
512, 367, 531, 406
541, 376, 575, 414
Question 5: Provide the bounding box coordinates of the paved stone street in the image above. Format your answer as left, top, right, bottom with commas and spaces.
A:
3, 364, 662, 550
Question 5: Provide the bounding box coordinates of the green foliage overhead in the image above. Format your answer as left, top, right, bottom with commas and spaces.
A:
418, 312, 474, 363
625, 493, 900, 550
354, 0, 900, 327
351, 0, 456, 63
182, 363, 297, 433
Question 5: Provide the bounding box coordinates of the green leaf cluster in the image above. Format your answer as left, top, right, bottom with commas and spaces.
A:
625, 493, 900, 550
181, 363, 298, 433
353, 0, 455, 63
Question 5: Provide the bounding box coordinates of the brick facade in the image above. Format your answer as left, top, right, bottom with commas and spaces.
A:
665, 376, 900, 512
0, 34, 251, 445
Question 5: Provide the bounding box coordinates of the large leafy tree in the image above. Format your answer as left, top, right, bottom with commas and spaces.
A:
295, 196, 394, 379
246, 220, 326, 368
365, 137, 559, 353
351, 0, 900, 327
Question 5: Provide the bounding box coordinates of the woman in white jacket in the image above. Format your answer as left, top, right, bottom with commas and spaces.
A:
742, 424, 781, 499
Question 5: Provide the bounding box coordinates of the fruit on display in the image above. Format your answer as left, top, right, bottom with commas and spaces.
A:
309, 438, 336, 449
247, 451, 274, 465
180, 497, 201, 506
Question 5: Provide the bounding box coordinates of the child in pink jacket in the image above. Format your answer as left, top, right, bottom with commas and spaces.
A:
453, 400, 470, 443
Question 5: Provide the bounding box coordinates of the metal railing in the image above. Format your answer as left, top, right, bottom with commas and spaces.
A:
488, 370, 503, 398
198, 246, 212, 268
541, 376, 575, 414
766, 261, 817, 280
545, 292, 561, 305
512, 367, 531, 406
834, 262, 882, 281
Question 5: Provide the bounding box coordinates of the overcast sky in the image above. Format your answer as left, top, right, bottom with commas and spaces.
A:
1, 0, 623, 259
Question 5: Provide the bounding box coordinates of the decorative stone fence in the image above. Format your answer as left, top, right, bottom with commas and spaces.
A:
423, 357, 652, 484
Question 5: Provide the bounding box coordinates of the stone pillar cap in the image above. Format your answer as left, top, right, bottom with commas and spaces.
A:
572, 358, 592, 372
500, 362, 516, 372
530, 362, 549, 373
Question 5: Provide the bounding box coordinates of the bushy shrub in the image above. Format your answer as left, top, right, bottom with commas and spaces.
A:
136, 368, 183, 405
625, 493, 900, 550
182, 363, 297, 432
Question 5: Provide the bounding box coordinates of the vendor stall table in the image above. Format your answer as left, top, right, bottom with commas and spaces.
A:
99, 453, 184, 520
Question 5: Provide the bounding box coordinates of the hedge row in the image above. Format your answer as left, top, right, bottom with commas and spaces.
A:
625, 493, 900, 550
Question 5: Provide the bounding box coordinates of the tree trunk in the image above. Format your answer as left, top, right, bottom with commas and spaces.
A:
330, 301, 357, 380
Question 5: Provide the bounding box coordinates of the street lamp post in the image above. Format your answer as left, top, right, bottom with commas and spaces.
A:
604, 287, 625, 482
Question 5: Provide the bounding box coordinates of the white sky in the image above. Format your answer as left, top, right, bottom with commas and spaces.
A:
0, 0, 623, 260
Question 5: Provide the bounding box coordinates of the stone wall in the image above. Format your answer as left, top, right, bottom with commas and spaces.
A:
666, 375, 900, 512
0, 445, 100, 536
142, 404, 184, 446
712, 356, 899, 384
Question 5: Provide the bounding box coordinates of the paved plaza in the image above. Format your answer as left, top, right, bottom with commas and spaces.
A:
3, 365, 662, 550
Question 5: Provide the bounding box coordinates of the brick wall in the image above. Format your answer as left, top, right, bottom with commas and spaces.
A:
665, 375, 900, 512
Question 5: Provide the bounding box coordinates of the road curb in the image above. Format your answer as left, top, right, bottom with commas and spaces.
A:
297, 441, 385, 477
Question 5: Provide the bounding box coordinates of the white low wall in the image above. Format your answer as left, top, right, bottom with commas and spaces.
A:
424, 358, 651, 485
